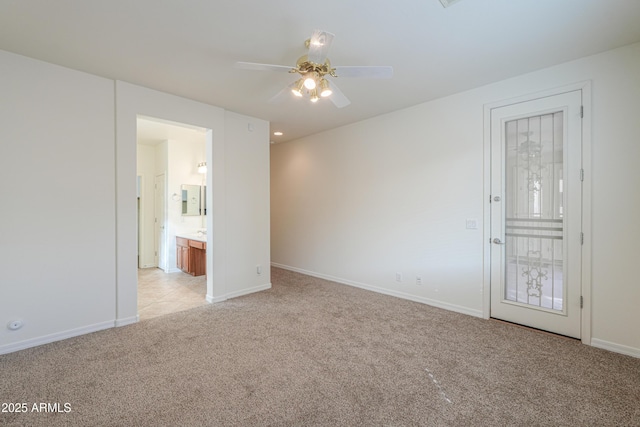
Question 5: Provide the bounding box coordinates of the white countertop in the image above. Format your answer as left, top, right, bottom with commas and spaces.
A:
176, 233, 207, 243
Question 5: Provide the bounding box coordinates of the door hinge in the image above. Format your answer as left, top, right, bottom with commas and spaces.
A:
580, 169, 584, 181
580, 295, 584, 309
489, 194, 492, 203
580, 105, 584, 118
580, 232, 584, 245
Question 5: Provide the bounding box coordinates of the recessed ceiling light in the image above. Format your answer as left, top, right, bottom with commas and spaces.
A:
273, 131, 283, 136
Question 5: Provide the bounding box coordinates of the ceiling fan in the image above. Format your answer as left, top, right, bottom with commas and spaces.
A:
235, 30, 393, 108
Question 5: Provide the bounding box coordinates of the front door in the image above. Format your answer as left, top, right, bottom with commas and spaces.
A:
490, 90, 583, 338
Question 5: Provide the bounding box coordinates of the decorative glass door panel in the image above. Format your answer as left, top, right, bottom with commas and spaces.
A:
504, 112, 564, 312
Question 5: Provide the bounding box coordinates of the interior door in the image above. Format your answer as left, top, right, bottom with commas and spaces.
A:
154, 173, 166, 271
490, 90, 582, 338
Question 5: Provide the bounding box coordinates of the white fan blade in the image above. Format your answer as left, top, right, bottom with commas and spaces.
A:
307, 29, 335, 64
268, 82, 299, 105
333, 66, 393, 79
326, 81, 351, 108
235, 62, 294, 73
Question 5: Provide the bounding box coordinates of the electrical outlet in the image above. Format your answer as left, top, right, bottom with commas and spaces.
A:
416, 276, 422, 285
395, 272, 402, 282
256, 265, 262, 275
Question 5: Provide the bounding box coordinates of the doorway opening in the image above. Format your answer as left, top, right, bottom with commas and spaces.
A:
136, 115, 211, 320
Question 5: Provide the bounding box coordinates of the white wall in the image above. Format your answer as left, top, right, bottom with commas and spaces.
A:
223, 112, 271, 297
0, 49, 271, 354
0, 50, 116, 351
271, 42, 640, 356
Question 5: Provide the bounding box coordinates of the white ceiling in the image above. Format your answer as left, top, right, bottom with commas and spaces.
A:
2, 0, 640, 143
137, 116, 206, 146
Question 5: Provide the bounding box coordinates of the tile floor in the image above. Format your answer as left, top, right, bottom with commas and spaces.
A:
138, 268, 207, 320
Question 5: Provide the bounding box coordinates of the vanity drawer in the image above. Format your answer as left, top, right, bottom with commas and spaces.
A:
176, 237, 189, 247
189, 240, 205, 250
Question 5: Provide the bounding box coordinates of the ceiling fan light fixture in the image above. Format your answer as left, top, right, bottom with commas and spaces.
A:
309, 88, 319, 103
237, 30, 391, 109
319, 79, 332, 97
291, 78, 305, 97
303, 73, 317, 90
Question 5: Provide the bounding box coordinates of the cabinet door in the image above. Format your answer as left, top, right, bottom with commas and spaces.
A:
191, 247, 206, 276
176, 240, 190, 273
182, 246, 190, 274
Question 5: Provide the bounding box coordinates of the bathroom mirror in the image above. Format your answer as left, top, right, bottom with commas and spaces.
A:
181, 184, 201, 216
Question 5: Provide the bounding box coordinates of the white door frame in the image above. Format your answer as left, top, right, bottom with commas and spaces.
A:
154, 172, 167, 271
137, 174, 144, 268
482, 81, 592, 345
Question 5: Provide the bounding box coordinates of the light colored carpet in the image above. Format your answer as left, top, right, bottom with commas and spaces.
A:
1, 267, 638, 426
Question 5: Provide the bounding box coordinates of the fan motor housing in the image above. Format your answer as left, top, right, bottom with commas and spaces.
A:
294, 55, 336, 77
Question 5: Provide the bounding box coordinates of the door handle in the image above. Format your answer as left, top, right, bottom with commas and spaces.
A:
493, 238, 505, 245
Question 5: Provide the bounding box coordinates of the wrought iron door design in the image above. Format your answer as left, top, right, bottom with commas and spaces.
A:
504, 113, 564, 311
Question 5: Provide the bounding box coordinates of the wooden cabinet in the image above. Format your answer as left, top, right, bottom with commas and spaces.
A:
176, 237, 206, 276
188, 239, 206, 277
176, 237, 190, 273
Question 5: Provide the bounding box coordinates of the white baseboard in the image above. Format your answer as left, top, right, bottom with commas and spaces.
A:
0, 320, 115, 355
206, 283, 272, 304
115, 315, 139, 327
1, 281, 272, 355
272, 263, 483, 318
206, 294, 226, 303
591, 338, 640, 358
225, 283, 272, 300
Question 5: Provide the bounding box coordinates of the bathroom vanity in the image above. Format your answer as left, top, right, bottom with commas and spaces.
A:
176, 235, 206, 276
